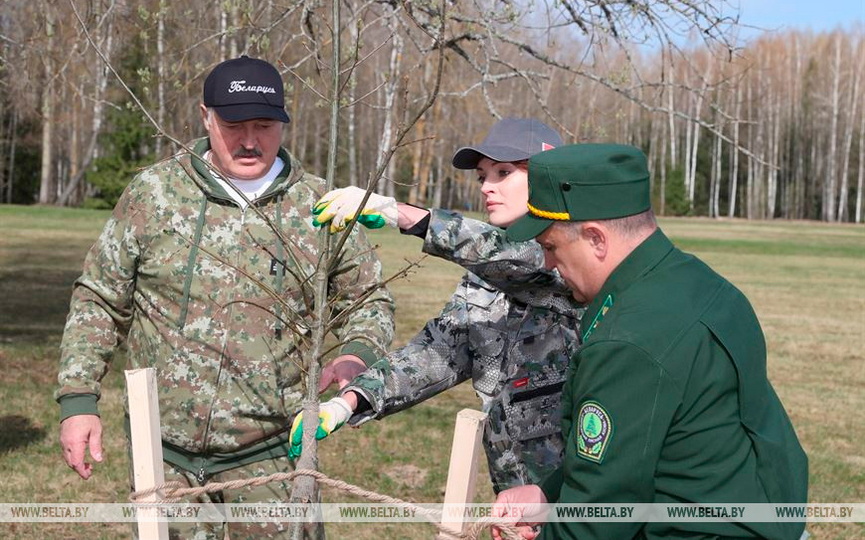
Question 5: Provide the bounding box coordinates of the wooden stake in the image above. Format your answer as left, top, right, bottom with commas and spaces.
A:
436, 408, 488, 539
125, 368, 169, 540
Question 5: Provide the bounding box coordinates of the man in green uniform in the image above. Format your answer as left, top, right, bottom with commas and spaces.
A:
492, 144, 808, 540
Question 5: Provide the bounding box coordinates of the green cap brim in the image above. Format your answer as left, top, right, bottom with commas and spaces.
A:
506, 212, 554, 242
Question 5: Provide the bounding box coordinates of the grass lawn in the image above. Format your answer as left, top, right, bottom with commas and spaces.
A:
0, 205, 863, 539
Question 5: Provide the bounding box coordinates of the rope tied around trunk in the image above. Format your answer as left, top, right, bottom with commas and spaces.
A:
129, 468, 528, 540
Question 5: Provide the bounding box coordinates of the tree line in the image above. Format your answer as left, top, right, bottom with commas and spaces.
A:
0, 0, 862, 222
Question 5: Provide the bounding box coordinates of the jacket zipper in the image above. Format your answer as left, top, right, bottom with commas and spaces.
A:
198, 204, 247, 465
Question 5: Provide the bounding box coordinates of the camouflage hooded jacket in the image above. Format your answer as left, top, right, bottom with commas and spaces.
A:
343, 210, 584, 493
56, 138, 394, 460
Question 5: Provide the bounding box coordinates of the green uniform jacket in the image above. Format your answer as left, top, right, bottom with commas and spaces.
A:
540, 229, 807, 540
56, 138, 394, 475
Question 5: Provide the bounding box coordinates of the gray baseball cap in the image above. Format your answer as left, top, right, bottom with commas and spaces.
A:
451, 118, 562, 169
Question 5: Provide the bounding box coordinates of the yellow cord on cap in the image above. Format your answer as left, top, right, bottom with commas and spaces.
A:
527, 202, 571, 220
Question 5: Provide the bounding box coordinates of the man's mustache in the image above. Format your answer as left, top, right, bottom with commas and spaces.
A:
234, 148, 263, 158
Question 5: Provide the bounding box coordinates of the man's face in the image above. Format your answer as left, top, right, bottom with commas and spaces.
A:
536, 223, 599, 304
202, 106, 283, 180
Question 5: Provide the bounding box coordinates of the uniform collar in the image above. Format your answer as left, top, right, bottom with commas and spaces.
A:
580, 228, 674, 341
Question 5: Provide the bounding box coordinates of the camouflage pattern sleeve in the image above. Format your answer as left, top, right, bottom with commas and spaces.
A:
55, 183, 142, 416
327, 227, 395, 363
340, 275, 473, 425
423, 209, 577, 313
422, 209, 566, 294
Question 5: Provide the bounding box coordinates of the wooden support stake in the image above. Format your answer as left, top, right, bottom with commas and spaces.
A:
125, 368, 169, 540
437, 408, 488, 539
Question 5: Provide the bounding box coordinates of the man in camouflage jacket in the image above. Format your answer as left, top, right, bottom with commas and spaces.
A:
342, 209, 584, 493
56, 57, 394, 539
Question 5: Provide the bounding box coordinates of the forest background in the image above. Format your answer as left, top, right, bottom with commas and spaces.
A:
1, 0, 864, 223
0, 2, 864, 538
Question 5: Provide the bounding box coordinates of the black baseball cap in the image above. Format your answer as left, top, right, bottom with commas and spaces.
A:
451, 118, 562, 169
203, 56, 290, 123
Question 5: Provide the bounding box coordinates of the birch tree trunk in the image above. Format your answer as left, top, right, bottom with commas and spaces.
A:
58, 8, 114, 206
727, 83, 741, 218
857, 45, 865, 223
856, 100, 865, 223
710, 105, 722, 218
837, 37, 858, 222
824, 34, 842, 221
156, 0, 167, 157
745, 79, 755, 220
686, 61, 712, 211
38, 7, 55, 205
767, 82, 780, 218
659, 103, 667, 216
432, 152, 444, 208
347, 17, 359, 187
374, 7, 403, 198
668, 64, 677, 166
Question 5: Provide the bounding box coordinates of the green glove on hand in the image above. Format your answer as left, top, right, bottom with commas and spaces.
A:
312, 186, 398, 233
288, 396, 353, 460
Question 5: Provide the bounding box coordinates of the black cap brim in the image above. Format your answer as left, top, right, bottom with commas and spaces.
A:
214, 103, 290, 123
452, 144, 533, 169
506, 212, 554, 242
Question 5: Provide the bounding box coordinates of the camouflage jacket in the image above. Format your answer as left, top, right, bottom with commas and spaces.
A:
343, 210, 584, 493
56, 138, 394, 461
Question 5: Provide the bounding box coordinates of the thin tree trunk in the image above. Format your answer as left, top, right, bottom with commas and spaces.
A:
728, 82, 742, 218
668, 64, 677, 166
289, 1, 342, 536
156, 0, 166, 157
58, 12, 114, 206
659, 112, 667, 216
38, 8, 55, 205
413, 95, 440, 206
856, 99, 865, 222
837, 37, 859, 222
687, 62, 712, 210
824, 34, 842, 221
856, 42, 865, 223
219, 9, 228, 60
375, 10, 402, 198
767, 83, 780, 218
710, 108, 722, 218
791, 35, 804, 219
5, 111, 16, 204
0, 96, 7, 203
408, 115, 426, 205
432, 151, 444, 208
347, 17, 359, 187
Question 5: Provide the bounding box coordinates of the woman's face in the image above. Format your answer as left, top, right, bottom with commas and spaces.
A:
476, 157, 529, 228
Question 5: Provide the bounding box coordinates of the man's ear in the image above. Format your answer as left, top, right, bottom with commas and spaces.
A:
199, 104, 211, 131
582, 222, 608, 259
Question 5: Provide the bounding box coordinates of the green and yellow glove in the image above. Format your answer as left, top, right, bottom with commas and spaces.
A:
288, 396, 353, 460
312, 186, 398, 233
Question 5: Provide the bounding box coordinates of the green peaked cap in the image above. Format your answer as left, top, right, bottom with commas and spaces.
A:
507, 143, 651, 242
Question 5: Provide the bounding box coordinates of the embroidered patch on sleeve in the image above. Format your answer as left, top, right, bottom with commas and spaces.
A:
576, 401, 613, 463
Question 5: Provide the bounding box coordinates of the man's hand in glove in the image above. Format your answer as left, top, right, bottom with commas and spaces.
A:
288, 396, 354, 459
312, 186, 398, 233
